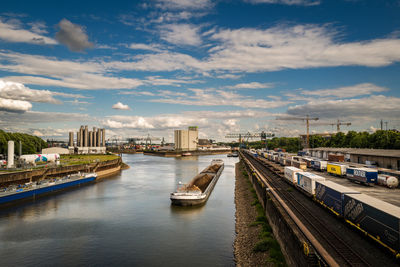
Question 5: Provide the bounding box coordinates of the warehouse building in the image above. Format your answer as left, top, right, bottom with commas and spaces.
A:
42, 147, 70, 155
307, 147, 400, 170
174, 126, 198, 151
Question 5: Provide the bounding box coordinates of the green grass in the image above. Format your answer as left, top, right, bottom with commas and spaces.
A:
60, 154, 119, 166
241, 162, 286, 266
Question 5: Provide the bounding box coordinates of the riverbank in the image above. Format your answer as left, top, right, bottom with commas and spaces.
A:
234, 161, 273, 266
0, 156, 124, 187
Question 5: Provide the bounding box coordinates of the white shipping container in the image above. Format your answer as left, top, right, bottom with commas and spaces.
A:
297, 172, 325, 195
284, 166, 303, 184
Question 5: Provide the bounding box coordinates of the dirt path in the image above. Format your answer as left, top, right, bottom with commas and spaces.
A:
234, 162, 273, 267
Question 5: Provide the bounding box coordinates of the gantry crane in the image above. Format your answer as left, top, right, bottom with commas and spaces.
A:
225, 131, 274, 148
276, 115, 319, 149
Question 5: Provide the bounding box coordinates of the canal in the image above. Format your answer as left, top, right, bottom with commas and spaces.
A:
0, 154, 238, 266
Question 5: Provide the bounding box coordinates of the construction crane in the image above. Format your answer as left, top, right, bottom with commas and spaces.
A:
276, 115, 319, 149
225, 131, 274, 148
312, 119, 352, 132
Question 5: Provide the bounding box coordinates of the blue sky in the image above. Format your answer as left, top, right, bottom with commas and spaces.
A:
0, 0, 400, 142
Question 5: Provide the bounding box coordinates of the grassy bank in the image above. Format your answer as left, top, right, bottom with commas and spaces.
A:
242, 166, 286, 266
60, 154, 120, 166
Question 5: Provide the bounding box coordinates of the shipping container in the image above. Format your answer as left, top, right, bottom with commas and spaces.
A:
313, 160, 328, 171
343, 193, 400, 253
284, 166, 303, 184
328, 154, 345, 162
378, 175, 399, 189
346, 167, 378, 185
292, 160, 307, 171
315, 180, 360, 216
296, 172, 325, 195
298, 151, 307, 156
302, 157, 314, 168
327, 163, 347, 176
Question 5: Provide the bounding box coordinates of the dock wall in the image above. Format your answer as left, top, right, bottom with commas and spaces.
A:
0, 158, 122, 186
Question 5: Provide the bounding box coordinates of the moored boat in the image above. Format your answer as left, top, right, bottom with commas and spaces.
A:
170, 159, 224, 206
0, 172, 97, 205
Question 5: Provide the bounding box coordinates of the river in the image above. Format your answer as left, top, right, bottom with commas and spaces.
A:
0, 154, 238, 266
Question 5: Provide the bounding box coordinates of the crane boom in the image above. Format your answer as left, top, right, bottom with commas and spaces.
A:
276, 115, 319, 149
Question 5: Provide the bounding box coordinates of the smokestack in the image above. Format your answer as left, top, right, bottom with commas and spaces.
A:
102, 129, 106, 147
84, 125, 88, 147
69, 132, 74, 147
7, 141, 14, 168
97, 128, 101, 147
79, 126, 84, 147
19, 140, 22, 156
89, 131, 93, 147
76, 131, 80, 147
93, 127, 97, 147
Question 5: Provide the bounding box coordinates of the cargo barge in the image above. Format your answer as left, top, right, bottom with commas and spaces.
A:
170, 159, 224, 206
0, 172, 97, 205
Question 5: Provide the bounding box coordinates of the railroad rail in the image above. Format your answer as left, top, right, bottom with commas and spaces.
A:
241, 151, 371, 267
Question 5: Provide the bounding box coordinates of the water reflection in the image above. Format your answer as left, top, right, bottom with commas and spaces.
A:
0, 153, 238, 267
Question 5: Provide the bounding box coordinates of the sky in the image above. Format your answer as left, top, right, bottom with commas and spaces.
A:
0, 0, 400, 142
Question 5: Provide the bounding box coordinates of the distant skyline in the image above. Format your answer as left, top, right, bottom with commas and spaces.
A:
0, 0, 400, 142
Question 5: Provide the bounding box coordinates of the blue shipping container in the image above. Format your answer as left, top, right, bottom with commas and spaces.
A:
315, 181, 359, 216
346, 167, 378, 184
343, 194, 400, 252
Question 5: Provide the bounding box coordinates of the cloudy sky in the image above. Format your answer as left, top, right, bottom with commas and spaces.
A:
1, 0, 400, 142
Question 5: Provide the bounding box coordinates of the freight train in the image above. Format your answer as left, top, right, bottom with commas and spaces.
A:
258, 149, 398, 188
247, 150, 400, 257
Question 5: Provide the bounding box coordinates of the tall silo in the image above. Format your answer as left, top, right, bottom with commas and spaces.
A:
7, 141, 14, 168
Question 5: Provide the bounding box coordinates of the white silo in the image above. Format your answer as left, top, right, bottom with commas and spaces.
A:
7, 141, 14, 168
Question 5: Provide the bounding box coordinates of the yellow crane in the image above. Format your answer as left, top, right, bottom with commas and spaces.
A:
276, 115, 319, 149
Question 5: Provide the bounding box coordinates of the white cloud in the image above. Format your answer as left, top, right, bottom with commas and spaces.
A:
27, 21, 48, 34
112, 102, 131, 110
0, 80, 61, 104
225, 82, 274, 90
216, 73, 242, 79
207, 25, 400, 72
245, 0, 320, 6
155, 0, 213, 10
0, 19, 56, 45
103, 24, 400, 74
0, 111, 90, 124
0, 52, 143, 90
55, 19, 93, 52
287, 95, 400, 120
150, 88, 291, 108
299, 83, 388, 98
0, 98, 32, 113
128, 43, 162, 52
160, 24, 202, 46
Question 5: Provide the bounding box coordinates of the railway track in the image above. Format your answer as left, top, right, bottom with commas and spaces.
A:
242, 151, 371, 267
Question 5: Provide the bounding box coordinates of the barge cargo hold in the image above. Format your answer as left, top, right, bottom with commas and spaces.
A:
170, 159, 224, 206
0, 172, 97, 205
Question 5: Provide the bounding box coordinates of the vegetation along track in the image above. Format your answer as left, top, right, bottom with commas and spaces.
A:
242, 152, 371, 267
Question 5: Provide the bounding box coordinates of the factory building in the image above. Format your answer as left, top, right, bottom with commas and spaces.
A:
174, 126, 198, 151
68, 126, 106, 154
307, 147, 400, 170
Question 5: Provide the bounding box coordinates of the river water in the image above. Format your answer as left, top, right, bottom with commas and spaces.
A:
0, 154, 238, 266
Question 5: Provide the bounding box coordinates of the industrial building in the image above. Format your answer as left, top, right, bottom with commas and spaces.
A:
42, 147, 70, 155
69, 126, 106, 154
174, 126, 198, 151
307, 147, 400, 170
